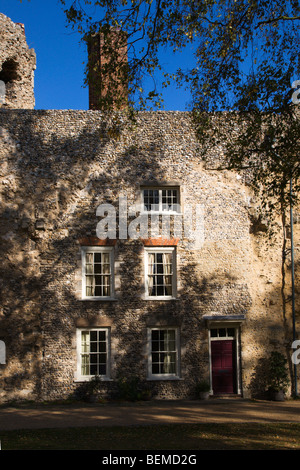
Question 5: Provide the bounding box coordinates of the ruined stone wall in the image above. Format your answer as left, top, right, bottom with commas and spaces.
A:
0, 109, 298, 402
0, 14, 36, 109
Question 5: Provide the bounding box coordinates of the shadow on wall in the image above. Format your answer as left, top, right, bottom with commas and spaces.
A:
0, 110, 127, 399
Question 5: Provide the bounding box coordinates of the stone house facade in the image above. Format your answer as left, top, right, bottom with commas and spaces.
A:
0, 13, 299, 402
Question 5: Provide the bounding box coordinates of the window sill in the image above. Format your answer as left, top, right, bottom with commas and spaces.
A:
80, 297, 117, 301
147, 376, 183, 381
144, 297, 178, 301
74, 377, 113, 383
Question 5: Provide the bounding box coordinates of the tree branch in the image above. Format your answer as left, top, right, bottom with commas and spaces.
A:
256, 15, 300, 27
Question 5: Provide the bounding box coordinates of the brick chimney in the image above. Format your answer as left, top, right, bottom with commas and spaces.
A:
87, 27, 128, 111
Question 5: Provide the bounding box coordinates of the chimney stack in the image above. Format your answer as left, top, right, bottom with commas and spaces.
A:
87, 27, 128, 111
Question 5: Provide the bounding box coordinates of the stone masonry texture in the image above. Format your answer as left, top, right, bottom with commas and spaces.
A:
0, 13, 299, 403
0, 13, 36, 110
0, 108, 298, 402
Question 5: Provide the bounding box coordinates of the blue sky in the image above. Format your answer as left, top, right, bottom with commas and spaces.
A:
0, 0, 193, 111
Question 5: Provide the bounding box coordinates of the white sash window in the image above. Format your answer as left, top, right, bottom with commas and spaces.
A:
145, 247, 176, 299
81, 247, 114, 299
76, 328, 110, 380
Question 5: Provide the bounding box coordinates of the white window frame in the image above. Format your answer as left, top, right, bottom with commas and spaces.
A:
147, 327, 180, 380
144, 247, 177, 300
75, 328, 111, 381
141, 187, 180, 214
81, 246, 114, 300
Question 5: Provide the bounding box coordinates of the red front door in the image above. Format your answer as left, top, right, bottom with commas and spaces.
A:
211, 340, 236, 394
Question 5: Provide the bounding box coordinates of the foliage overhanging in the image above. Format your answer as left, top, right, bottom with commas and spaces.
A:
59, 0, 300, 214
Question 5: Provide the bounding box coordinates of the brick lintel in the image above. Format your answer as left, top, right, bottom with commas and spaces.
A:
141, 238, 179, 246
78, 236, 117, 246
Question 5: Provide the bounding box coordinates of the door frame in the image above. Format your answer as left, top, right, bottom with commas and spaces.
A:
208, 322, 242, 395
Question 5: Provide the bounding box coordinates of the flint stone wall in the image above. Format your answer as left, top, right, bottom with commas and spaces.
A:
0, 109, 296, 401
0, 13, 36, 109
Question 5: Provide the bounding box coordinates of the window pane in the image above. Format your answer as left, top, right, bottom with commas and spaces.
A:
94, 263, 102, 274
99, 331, 106, 341
152, 352, 160, 363
152, 330, 159, 341
90, 341, 98, 353
161, 352, 176, 374
90, 364, 97, 375
85, 286, 92, 297
162, 189, 178, 211
156, 285, 164, 296
94, 286, 101, 296
143, 189, 159, 211
94, 253, 102, 263
81, 354, 90, 375
99, 353, 107, 364
103, 264, 110, 274
81, 335, 89, 355
84, 250, 112, 297
86, 274, 94, 295
156, 253, 163, 264
102, 253, 110, 264
86, 263, 93, 274
86, 253, 93, 264
90, 330, 98, 342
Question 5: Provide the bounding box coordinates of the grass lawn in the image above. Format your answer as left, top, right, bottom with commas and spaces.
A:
1, 423, 300, 450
